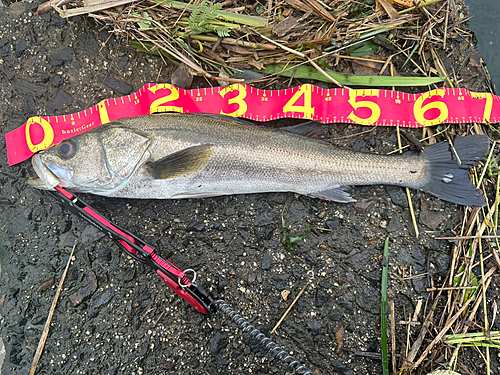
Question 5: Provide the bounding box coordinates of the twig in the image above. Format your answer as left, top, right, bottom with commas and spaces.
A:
251, 29, 347, 88
396, 126, 419, 238
389, 300, 396, 375
435, 235, 500, 240
270, 282, 309, 334
476, 140, 496, 189
329, 127, 376, 141
449, 269, 495, 367
411, 293, 475, 369
445, 132, 461, 165
29, 241, 77, 375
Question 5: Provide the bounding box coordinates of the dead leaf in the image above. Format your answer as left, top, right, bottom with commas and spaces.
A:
273, 16, 300, 37
281, 289, 291, 301
419, 198, 445, 230
171, 63, 193, 90
354, 198, 374, 215
333, 324, 344, 356
376, 0, 399, 19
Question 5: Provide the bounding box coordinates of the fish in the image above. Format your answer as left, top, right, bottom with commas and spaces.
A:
28, 113, 489, 206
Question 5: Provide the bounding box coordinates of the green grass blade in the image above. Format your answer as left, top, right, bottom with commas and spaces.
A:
258, 63, 444, 87
152, 0, 268, 27
381, 238, 390, 375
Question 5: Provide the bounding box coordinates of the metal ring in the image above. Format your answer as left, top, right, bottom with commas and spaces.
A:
178, 268, 197, 288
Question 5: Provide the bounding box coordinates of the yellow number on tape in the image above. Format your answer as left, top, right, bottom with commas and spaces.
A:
471, 92, 493, 123
25, 117, 55, 153
283, 85, 315, 119
219, 84, 248, 117
149, 84, 183, 113
347, 90, 381, 125
413, 89, 448, 126
98, 101, 110, 124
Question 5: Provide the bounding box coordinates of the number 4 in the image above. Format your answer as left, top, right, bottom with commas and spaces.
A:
283, 85, 315, 119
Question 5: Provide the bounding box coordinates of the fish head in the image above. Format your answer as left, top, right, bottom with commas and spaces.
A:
29, 125, 152, 194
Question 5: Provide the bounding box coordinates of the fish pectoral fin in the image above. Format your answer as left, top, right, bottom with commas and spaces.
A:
309, 187, 356, 203
146, 144, 214, 180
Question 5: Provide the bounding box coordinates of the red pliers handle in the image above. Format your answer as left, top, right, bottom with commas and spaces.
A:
47, 186, 216, 316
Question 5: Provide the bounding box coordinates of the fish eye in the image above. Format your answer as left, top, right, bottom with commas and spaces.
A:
57, 140, 76, 159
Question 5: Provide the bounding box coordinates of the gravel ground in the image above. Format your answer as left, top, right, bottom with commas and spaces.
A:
0, 1, 499, 375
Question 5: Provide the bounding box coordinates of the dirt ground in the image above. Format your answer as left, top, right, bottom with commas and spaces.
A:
0, 1, 498, 374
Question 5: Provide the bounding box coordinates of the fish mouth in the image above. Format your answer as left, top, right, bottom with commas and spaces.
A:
28, 154, 66, 190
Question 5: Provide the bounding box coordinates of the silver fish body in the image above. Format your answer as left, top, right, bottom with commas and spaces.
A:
29, 114, 489, 206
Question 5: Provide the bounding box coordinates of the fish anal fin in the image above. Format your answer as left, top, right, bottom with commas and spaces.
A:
309, 187, 356, 203
146, 144, 214, 180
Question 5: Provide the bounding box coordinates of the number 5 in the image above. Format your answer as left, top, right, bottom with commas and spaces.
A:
347, 90, 381, 125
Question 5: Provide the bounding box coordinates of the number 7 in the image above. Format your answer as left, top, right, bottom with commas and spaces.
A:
471, 92, 493, 123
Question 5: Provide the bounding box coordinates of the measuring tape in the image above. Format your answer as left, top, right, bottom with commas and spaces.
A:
5, 83, 499, 165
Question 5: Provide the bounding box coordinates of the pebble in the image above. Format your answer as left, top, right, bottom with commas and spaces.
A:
48, 47, 74, 66
261, 250, 271, 270
98, 76, 133, 95
46, 89, 74, 114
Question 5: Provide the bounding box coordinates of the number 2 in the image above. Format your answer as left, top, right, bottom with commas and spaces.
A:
149, 84, 183, 113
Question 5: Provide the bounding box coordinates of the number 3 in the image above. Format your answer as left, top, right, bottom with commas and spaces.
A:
219, 84, 248, 117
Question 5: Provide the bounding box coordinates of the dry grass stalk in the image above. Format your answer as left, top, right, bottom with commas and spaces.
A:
29, 241, 77, 375
37, 0, 455, 83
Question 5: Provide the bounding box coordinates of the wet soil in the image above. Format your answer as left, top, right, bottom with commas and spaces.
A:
0, 1, 499, 375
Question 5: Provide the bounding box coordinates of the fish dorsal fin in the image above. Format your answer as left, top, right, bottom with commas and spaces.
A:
100, 127, 151, 179
146, 144, 214, 180
281, 121, 323, 138
309, 187, 356, 203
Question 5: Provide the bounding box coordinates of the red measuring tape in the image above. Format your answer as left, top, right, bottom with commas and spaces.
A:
5, 83, 499, 165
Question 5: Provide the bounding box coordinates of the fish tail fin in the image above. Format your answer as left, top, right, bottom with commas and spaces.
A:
420, 135, 489, 207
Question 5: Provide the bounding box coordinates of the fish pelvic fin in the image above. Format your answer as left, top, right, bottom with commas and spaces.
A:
420, 134, 489, 207
146, 144, 214, 179
309, 187, 356, 203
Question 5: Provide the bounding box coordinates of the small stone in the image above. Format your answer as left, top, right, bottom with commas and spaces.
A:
217, 276, 228, 293
261, 250, 271, 270
98, 246, 112, 262
281, 289, 290, 301
52, 75, 63, 87
210, 331, 228, 355
15, 39, 27, 57
292, 265, 303, 279
325, 220, 339, 230
98, 76, 133, 95
385, 186, 407, 207
92, 289, 115, 310
385, 217, 401, 233
68, 271, 98, 306
379, 220, 387, 229
419, 198, 445, 230
48, 47, 74, 66
46, 89, 74, 114
186, 221, 204, 231
306, 319, 322, 334
271, 274, 290, 291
